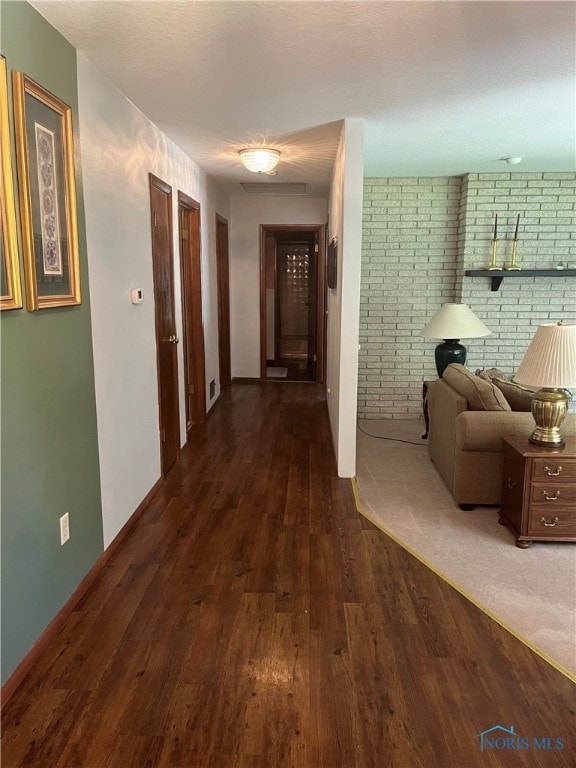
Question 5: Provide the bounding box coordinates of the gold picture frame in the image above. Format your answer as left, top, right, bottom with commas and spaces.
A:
0, 56, 22, 310
12, 70, 81, 310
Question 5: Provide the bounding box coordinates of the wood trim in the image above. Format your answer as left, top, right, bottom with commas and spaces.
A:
316, 225, 326, 383
232, 377, 261, 383
1, 475, 164, 708
259, 226, 267, 381
216, 214, 231, 387
178, 191, 206, 430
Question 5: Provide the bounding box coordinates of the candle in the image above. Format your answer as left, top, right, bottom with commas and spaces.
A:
514, 213, 520, 240
493, 213, 498, 240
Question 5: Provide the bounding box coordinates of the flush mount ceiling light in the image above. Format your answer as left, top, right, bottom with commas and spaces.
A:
500, 155, 525, 165
239, 148, 281, 174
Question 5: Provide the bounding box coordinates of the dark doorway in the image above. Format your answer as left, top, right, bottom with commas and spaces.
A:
260, 225, 325, 383
149, 174, 180, 475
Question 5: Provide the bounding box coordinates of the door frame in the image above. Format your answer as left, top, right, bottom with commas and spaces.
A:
178, 191, 206, 434
259, 224, 326, 382
149, 173, 180, 475
216, 214, 231, 388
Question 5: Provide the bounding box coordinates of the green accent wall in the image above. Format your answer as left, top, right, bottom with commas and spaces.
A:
1, 1, 103, 684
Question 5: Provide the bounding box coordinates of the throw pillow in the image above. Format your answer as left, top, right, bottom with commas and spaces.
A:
443, 364, 511, 411
475, 367, 507, 383
493, 378, 534, 412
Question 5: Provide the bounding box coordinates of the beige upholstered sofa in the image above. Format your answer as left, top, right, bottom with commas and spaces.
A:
427, 365, 576, 508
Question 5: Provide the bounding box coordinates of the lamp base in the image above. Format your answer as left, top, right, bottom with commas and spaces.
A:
528, 388, 569, 448
435, 340, 466, 378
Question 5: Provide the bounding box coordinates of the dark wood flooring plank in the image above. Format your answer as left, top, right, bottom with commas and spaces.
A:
2, 382, 576, 768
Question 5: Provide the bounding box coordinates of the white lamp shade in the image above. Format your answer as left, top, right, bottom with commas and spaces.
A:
515, 323, 576, 389
239, 148, 280, 173
420, 303, 491, 340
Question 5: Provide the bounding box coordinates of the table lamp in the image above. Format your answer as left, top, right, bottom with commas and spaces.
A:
514, 322, 576, 447
420, 303, 491, 377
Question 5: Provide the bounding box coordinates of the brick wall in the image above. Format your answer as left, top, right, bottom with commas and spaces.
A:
359, 172, 576, 419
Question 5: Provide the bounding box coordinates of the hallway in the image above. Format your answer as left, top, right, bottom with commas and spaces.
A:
2, 383, 575, 768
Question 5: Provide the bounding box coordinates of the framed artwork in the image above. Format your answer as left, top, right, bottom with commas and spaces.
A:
12, 70, 81, 310
327, 237, 338, 290
0, 56, 22, 310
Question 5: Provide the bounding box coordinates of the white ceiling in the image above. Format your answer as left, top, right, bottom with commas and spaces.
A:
30, 0, 576, 193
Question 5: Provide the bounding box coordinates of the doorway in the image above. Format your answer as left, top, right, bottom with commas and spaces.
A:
260, 225, 325, 383
149, 173, 180, 475
178, 192, 206, 435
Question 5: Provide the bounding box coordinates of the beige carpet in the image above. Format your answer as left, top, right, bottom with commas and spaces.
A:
356, 419, 576, 680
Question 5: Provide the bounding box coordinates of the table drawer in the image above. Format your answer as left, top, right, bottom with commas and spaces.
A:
526, 505, 576, 537
529, 482, 576, 505
532, 458, 576, 482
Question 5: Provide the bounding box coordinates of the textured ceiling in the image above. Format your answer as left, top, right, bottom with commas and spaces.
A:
30, 0, 576, 190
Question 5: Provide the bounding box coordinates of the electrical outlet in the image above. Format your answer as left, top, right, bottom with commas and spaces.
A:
60, 513, 70, 545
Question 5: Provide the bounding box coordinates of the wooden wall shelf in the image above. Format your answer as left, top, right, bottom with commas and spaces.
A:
464, 268, 576, 292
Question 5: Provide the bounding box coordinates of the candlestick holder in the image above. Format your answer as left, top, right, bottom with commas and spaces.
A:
487, 238, 499, 270
505, 239, 521, 271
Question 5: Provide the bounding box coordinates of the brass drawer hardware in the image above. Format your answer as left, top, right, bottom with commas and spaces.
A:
544, 465, 562, 476
540, 517, 560, 528
541, 490, 560, 501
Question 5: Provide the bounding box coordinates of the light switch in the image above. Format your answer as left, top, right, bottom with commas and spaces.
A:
130, 288, 143, 304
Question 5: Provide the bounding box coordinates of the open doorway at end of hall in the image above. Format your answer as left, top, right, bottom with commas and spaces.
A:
260, 225, 325, 383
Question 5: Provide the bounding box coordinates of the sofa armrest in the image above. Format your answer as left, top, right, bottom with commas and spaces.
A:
455, 411, 573, 452
427, 380, 468, 489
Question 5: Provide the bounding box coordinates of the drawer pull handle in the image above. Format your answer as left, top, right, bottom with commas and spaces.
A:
542, 490, 560, 501
544, 465, 562, 476
507, 478, 516, 489
540, 516, 560, 528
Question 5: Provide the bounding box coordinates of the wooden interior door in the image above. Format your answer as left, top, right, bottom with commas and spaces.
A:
216, 215, 231, 387
149, 173, 180, 475
178, 192, 206, 434
277, 239, 313, 361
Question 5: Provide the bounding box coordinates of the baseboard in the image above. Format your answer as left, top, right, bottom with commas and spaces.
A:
1, 475, 164, 708
207, 392, 221, 415
231, 376, 262, 383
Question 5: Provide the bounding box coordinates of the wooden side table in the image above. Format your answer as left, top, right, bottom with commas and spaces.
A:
499, 435, 576, 547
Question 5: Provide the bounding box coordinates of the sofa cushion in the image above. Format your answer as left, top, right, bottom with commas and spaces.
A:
443, 364, 511, 411
475, 367, 507, 382
493, 378, 534, 412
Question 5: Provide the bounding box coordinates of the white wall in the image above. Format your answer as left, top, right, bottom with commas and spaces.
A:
77, 54, 229, 547
326, 119, 364, 477
229, 195, 327, 378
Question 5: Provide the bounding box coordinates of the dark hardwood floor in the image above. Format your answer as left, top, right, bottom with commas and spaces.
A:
2, 383, 575, 768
